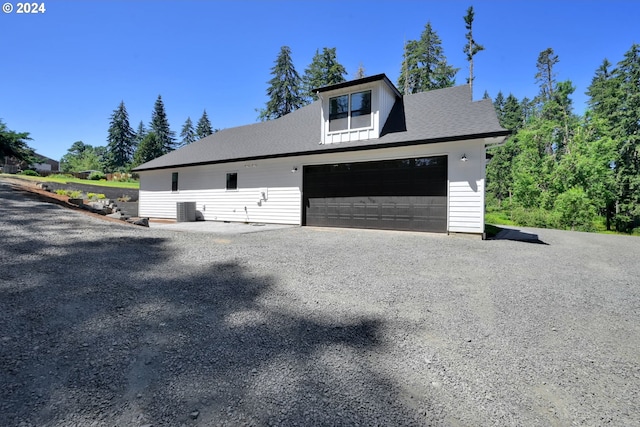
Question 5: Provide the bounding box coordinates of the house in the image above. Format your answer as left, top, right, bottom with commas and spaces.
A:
133, 74, 509, 235
2, 152, 59, 173
31, 154, 60, 172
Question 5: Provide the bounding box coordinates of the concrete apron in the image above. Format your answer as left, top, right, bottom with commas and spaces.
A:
148, 220, 297, 235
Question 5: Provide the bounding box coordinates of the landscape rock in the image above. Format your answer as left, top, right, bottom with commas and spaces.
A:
126, 217, 149, 227
85, 202, 109, 214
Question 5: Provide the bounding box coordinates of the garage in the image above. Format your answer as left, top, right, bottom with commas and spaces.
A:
303, 155, 447, 232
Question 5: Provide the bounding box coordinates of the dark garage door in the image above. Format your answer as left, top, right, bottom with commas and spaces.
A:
303, 156, 447, 232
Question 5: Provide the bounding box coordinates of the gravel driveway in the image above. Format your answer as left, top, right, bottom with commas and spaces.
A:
1, 180, 639, 426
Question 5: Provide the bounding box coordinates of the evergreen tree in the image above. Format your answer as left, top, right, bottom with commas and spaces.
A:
586, 59, 616, 120
463, 5, 484, 95
0, 119, 33, 164
486, 93, 523, 207
610, 44, 640, 231
519, 97, 532, 125
535, 48, 559, 103
493, 91, 505, 122
586, 58, 620, 229
149, 95, 175, 154
196, 110, 213, 139
502, 94, 524, 132
302, 47, 347, 102
180, 117, 196, 147
134, 121, 147, 148
258, 46, 304, 121
133, 131, 162, 167
398, 22, 459, 95
106, 101, 135, 172
355, 63, 366, 79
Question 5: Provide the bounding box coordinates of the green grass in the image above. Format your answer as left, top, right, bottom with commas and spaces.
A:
485, 211, 517, 226
486, 206, 639, 237
1, 173, 139, 189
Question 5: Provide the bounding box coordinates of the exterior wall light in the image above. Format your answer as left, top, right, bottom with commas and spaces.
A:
291, 167, 298, 173
460, 154, 468, 162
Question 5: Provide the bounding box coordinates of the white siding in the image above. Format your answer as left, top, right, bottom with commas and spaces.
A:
378, 82, 398, 131
139, 139, 488, 234
139, 160, 302, 224
447, 142, 486, 234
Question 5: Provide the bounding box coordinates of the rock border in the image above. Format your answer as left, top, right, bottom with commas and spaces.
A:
2, 177, 149, 227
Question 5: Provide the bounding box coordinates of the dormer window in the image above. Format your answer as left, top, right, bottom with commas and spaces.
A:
329, 90, 372, 132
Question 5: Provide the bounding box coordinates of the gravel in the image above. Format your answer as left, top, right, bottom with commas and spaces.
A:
1, 180, 639, 426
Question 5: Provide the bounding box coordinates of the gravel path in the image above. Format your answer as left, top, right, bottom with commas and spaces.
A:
1, 180, 639, 426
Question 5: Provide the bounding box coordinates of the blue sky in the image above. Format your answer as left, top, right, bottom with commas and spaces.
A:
1, 0, 638, 161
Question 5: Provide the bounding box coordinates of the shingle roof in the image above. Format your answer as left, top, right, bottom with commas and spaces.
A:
133, 84, 508, 172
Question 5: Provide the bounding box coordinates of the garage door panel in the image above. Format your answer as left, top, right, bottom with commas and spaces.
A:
304, 156, 447, 232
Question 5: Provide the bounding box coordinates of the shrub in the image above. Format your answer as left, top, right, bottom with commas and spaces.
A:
511, 207, 561, 229
19, 169, 40, 176
117, 195, 131, 202
112, 172, 137, 182
87, 193, 106, 201
554, 188, 597, 232
88, 171, 106, 181
53, 189, 82, 198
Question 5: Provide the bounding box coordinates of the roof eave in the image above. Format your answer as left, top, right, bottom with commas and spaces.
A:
312, 73, 402, 99
133, 130, 512, 173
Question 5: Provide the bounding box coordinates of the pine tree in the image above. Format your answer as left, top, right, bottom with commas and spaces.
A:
585, 58, 620, 229
355, 63, 366, 79
586, 59, 616, 120
106, 101, 135, 172
486, 93, 522, 207
535, 48, 559, 103
259, 46, 304, 120
133, 131, 162, 167
134, 121, 147, 148
502, 94, 524, 132
0, 119, 33, 164
302, 47, 347, 102
520, 97, 535, 126
610, 44, 640, 231
463, 6, 484, 95
149, 95, 175, 154
180, 117, 196, 147
493, 91, 505, 123
196, 110, 213, 139
398, 22, 459, 95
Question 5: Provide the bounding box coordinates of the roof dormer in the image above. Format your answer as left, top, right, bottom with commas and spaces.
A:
314, 74, 402, 145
